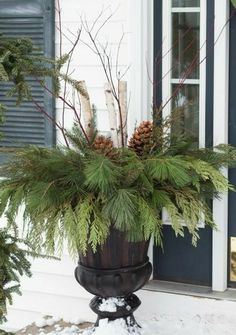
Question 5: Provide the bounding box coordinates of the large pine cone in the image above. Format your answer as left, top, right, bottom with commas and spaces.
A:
93, 135, 114, 156
129, 121, 154, 155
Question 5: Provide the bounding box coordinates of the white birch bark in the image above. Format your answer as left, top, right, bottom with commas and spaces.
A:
118, 81, 128, 146
104, 82, 119, 147
78, 80, 93, 139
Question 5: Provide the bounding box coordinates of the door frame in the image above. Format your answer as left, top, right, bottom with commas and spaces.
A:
212, 0, 230, 292
129, 0, 230, 291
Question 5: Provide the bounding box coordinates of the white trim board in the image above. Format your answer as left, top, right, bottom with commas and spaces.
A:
128, 0, 154, 276
212, 0, 230, 292
128, 0, 153, 133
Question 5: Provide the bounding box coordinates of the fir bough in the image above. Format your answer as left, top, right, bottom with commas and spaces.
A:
0, 34, 92, 108
0, 229, 32, 325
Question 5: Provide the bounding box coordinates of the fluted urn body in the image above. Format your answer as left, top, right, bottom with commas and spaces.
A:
75, 228, 152, 326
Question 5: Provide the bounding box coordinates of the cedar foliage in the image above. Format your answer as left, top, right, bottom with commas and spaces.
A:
0, 114, 235, 257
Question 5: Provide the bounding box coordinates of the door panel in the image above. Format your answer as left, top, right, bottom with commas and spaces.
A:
153, 0, 214, 286
153, 226, 212, 285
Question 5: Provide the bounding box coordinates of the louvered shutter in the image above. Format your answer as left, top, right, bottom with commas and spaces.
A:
0, 0, 55, 152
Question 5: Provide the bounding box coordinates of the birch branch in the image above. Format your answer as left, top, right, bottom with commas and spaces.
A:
104, 82, 119, 147
118, 80, 127, 146
78, 80, 93, 140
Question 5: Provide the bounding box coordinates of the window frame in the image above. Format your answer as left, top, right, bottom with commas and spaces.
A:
162, 0, 206, 148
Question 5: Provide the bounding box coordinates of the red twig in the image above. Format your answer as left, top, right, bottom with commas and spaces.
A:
39, 81, 90, 144
31, 97, 70, 148
62, 29, 82, 129
152, 25, 193, 87
153, 32, 198, 95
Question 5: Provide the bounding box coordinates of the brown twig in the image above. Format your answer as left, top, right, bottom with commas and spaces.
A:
81, 10, 128, 146
36, 78, 90, 144
31, 97, 70, 148
62, 28, 82, 129
116, 32, 125, 80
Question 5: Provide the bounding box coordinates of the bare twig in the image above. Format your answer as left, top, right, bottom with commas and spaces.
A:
31, 97, 70, 148
89, 5, 107, 32
37, 79, 90, 144
81, 10, 128, 146
94, 12, 115, 40
62, 28, 82, 129
116, 32, 125, 80
119, 65, 131, 80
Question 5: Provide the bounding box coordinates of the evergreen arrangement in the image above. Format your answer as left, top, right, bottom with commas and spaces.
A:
0, 112, 235, 257
0, 30, 235, 260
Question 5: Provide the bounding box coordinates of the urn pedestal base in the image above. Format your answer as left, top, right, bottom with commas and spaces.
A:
75, 258, 152, 327
90, 294, 141, 327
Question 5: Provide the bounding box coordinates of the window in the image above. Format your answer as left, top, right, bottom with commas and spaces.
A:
162, 0, 206, 147
162, 0, 206, 225
0, 0, 55, 156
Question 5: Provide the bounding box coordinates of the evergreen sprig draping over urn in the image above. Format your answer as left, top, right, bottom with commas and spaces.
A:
0, 113, 235, 257
231, 0, 236, 8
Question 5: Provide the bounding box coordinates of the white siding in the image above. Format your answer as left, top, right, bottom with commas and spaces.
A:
54, 0, 129, 143
3, 0, 129, 331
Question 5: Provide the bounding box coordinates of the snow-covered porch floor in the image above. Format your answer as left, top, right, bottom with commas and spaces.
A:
11, 311, 236, 335
4, 288, 236, 335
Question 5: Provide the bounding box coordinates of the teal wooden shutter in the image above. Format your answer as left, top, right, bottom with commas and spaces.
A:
0, 0, 55, 149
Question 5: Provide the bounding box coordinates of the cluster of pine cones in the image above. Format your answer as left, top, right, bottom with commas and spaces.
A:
93, 121, 154, 156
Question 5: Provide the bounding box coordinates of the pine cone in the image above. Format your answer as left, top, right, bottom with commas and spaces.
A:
129, 121, 154, 155
93, 135, 114, 156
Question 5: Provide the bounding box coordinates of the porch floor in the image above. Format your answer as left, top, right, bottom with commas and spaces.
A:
145, 280, 236, 301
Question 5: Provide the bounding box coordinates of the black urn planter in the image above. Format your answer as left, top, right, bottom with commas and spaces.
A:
75, 228, 152, 327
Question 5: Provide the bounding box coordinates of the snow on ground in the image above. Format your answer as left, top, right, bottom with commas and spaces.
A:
16, 312, 236, 335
